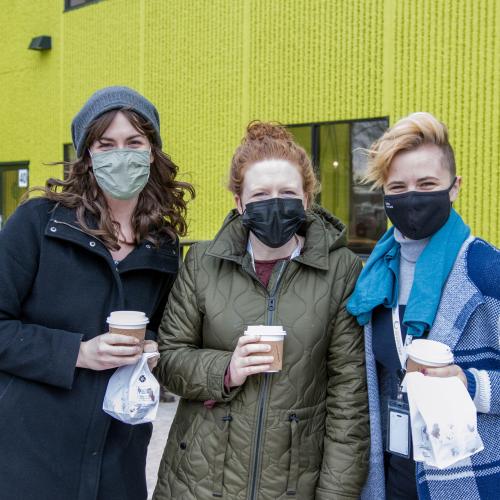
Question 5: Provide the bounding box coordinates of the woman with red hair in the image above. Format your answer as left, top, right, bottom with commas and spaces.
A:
154, 121, 369, 499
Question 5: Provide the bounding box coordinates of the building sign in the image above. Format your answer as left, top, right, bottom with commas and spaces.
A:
18, 169, 28, 188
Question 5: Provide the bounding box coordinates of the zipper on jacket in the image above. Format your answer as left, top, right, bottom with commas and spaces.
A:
248, 260, 287, 500
51, 219, 113, 252
52, 219, 96, 238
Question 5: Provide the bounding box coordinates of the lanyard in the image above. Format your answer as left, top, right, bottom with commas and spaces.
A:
392, 304, 413, 398
392, 304, 413, 370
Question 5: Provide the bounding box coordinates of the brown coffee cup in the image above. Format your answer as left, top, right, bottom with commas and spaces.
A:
244, 325, 286, 372
107, 311, 149, 344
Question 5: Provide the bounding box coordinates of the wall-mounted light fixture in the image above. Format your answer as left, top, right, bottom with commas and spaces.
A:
28, 36, 52, 51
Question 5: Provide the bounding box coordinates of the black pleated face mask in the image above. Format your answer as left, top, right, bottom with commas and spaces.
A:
383, 178, 456, 240
241, 197, 306, 248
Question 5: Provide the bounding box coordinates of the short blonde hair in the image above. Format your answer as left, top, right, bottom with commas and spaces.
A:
364, 112, 456, 188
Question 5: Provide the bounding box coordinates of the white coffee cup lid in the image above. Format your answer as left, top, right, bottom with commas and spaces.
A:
406, 339, 454, 365
106, 310, 149, 326
244, 325, 286, 336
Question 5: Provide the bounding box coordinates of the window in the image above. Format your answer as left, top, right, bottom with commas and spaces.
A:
0, 162, 29, 230
64, 0, 102, 11
288, 118, 388, 255
63, 143, 77, 180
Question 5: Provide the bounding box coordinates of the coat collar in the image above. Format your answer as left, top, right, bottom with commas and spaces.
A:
428, 236, 484, 351
45, 203, 178, 274
205, 207, 346, 271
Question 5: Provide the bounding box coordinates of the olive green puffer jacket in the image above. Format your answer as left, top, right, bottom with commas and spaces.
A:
153, 207, 369, 500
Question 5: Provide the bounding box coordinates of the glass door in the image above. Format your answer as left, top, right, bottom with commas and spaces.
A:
0, 163, 29, 230
288, 118, 388, 255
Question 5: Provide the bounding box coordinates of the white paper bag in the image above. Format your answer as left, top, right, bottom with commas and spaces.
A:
103, 352, 160, 425
406, 372, 484, 469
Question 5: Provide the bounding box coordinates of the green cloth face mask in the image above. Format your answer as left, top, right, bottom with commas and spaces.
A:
90, 148, 151, 200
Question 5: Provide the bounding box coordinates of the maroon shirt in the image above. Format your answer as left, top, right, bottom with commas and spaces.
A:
255, 258, 286, 288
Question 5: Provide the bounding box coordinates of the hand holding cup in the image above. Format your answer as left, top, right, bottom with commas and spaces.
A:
228, 335, 274, 388
406, 339, 467, 387
76, 311, 151, 371
422, 364, 468, 388
76, 333, 143, 370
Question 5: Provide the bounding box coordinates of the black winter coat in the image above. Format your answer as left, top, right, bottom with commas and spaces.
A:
0, 198, 179, 500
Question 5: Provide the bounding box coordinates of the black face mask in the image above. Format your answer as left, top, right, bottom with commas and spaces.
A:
241, 197, 306, 248
383, 178, 456, 240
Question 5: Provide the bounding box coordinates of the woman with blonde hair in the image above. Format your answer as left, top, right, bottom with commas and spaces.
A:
153, 121, 369, 499
0, 86, 194, 500
348, 112, 500, 499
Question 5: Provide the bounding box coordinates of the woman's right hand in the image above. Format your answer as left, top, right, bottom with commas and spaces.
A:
228, 335, 274, 387
76, 333, 143, 371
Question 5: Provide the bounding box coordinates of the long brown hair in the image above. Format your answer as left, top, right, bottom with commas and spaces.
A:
29, 109, 195, 250
229, 121, 319, 203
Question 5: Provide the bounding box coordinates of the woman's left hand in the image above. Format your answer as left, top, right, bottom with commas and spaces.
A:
423, 364, 467, 388
143, 340, 160, 370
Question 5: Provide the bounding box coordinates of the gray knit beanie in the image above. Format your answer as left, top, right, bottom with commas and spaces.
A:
71, 86, 162, 157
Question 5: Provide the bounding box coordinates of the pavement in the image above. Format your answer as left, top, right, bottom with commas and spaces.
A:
146, 399, 179, 499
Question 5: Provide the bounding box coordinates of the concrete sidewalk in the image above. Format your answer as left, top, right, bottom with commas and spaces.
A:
146, 399, 179, 499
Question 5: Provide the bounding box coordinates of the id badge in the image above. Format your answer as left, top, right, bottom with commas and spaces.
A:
386, 399, 411, 458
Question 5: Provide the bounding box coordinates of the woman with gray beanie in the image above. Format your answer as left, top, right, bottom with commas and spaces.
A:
0, 86, 194, 500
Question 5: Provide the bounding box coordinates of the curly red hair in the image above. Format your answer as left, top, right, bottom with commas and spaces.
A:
229, 121, 319, 203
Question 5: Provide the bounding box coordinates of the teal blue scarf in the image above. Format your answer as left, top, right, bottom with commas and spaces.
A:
347, 209, 470, 337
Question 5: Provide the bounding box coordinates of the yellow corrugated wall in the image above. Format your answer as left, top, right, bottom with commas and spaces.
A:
1, 0, 498, 244
1, 1, 62, 188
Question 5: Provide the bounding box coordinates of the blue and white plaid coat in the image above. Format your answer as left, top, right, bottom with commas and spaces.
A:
362, 237, 500, 500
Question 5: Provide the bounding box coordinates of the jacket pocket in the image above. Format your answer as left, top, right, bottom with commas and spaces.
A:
170, 412, 204, 476
211, 408, 232, 498
285, 404, 326, 496
161, 404, 234, 497
286, 412, 300, 495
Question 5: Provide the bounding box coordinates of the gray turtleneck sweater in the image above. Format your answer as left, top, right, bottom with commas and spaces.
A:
394, 229, 430, 305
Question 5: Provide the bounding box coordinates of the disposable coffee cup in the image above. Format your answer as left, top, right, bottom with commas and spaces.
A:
405, 339, 454, 373
106, 311, 149, 343
244, 325, 286, 372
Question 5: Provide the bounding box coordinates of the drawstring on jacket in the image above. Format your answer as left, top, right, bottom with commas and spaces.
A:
286, 413, 300, 495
